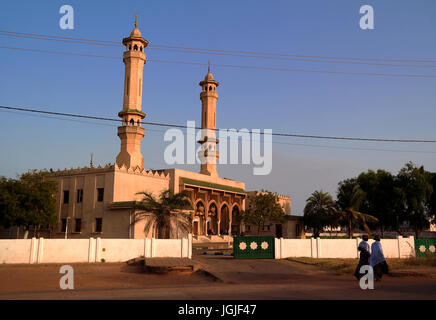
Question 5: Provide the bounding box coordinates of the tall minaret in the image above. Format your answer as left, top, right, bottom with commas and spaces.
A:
116, 15, 148, 169
198, 63, 219, 177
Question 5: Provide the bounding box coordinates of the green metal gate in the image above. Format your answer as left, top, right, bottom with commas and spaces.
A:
415, 239, 436, 257
233, 236, 275, 259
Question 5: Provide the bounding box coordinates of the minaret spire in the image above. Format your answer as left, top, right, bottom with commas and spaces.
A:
198, 68, 220, 177
208, 61, 211, 73
116, 21, 149, 169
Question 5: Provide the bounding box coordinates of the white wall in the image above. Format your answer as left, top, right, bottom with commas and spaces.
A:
275, 236, 415, 259
0, 235, 192, 264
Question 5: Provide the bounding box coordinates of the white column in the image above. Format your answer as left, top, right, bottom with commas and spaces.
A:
29, 237, 37, 264
95, 237, 101, 262
188, 233, 193, 259
356, 237, 361, 259
88, 237, 95, 262
151, 238, 156, 258
217, 220, 221, 236
397, 235, 403, 258
310, 237, 314, 258
316, 237, 320, 258
280, 237, 283, 259
274, 238, 280, 259
36, 237, 44, 263
145, 238, 151, 258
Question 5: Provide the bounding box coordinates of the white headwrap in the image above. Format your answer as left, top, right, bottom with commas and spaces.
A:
370, 241, 385, 267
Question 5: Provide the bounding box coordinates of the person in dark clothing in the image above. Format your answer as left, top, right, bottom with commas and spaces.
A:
354, 235, 371, 280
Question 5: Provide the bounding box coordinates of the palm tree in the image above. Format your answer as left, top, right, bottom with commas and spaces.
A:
337, 184, 379, 238
304, 191, 337, 238
133, 190, 193, 239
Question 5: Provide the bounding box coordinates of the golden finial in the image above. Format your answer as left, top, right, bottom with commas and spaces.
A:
208, 60, 211, 73
134, 13, 138, 28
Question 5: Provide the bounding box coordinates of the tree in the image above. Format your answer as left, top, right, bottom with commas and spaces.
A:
303, 190, 337, 238
357, 170, 404, 236
0, 171, 58, 238
133, 190, 193, 239
396, 162, 433, 238
244, 191, 285, 235
336, 180, 378, 238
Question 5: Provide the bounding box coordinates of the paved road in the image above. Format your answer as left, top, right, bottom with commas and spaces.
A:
0, 256, 435, 299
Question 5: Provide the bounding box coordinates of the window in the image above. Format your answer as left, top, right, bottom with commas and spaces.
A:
97, 188, 104, 202
267, 225, 271, 231
130, 119, 134, 126
296, 224, 301, 237
247, 225, 251, 231
134, 44, 138, 51
63, 190, 69, 204
61, 218, 67, 232
75, 219, 82, 233
76, 189, 83, 203
95, 218, 103, 233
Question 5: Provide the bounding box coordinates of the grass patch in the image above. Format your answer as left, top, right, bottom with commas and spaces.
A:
287, 257, 436, 275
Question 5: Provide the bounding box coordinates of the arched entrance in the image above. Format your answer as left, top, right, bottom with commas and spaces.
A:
231, 205, 240, 235
220, 204, 230, 235
208, 202, 218, 235
193, 201, 205, 236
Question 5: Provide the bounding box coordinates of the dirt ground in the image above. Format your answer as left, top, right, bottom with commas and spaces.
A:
0, 256, 436, 299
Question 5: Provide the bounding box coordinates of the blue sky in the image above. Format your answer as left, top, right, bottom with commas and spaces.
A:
0, 1, 435, 215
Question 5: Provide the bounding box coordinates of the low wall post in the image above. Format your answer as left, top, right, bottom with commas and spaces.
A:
356, 237, 361, 259
188, 234, 192, 259
316, 237, 320, 258
151, 238, 156, 258
397, 235, 403, 258
95, 237, 101, 262
88, 237, 95, 263
36, 237, 44, 263
29, 237, 36, 264
280, 238, 283, 259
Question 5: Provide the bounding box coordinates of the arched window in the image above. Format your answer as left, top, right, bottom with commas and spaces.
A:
134, 44, 138, 51
137, 120, 140, 126
129, 45, 132, 50
209, 86, 212, 91
140, 46, 143, 52
130, 119, 134, 126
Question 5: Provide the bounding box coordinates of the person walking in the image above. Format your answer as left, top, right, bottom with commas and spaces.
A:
370, 235, 388, 281
354, 235, 371, 280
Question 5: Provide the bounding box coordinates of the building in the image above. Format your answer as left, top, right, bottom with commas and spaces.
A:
46, 20, 246, 239
1, 19, 302, 240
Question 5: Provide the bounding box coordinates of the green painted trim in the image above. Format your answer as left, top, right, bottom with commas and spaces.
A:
108, 201, 140, 209
181, 177, 245, 194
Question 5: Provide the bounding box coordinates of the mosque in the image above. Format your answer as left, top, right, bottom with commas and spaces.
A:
43, 19, 304, 240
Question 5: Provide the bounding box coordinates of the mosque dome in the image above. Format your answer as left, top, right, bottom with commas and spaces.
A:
130, 28, 142, 38
204, 72, 214, 81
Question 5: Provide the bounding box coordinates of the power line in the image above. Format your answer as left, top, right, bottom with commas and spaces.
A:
1, 45, 436, 79
1, 105, 435, 143
1, 109, 435, 155
2, 31, 436, 69
2, 29, 436, 64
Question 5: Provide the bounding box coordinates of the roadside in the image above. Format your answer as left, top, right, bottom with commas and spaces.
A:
286, 257, 436, 278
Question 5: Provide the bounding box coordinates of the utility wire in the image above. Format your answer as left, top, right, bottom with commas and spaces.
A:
1, 46, 436, 79
2, 32, 436, 69
1, 30, 436, 64
1, 105, 435, 143
1, 109, 435, 155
